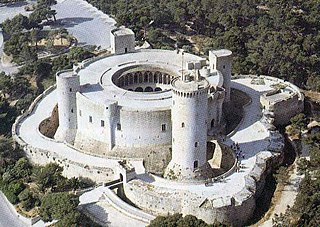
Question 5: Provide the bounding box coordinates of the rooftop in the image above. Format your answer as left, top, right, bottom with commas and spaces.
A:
111, 27, 134, 36
76, 49, 212, 110
210, 49, 232, 57
57, 70, 77, 78
172, 76, 209, 92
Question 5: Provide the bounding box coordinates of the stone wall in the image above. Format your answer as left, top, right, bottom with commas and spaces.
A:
235, 74, 304, 125
124, 150, 283, 226
12, 85, 116, 183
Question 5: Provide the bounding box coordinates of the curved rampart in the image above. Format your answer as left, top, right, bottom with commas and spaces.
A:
12, 86, 117, 182
124, 150, 282, 226
103, 188, 155, 223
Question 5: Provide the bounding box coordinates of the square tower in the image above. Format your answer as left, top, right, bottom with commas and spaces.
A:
110, 27, 135, 54
209, 49, 232, 102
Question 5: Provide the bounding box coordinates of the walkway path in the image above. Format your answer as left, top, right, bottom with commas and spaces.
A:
79, 186, 148, 227
260, 161, 303, 227
52, 0, 116, 48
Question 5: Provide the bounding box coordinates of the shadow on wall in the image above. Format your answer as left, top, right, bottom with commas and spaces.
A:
81, 203, 111, 226
4, 1, 28, 7
82, 83, 104, 93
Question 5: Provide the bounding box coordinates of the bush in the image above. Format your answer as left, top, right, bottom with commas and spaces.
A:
18, 188, 37, 211
148, 213, 224, 227
40, 192, 80, 224
3, 189, 19, 204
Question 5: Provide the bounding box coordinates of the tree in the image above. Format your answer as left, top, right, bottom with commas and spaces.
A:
18, 188, 37, 211
148, 213, 222, 227
12, 157, 32, 180
1, 14, 30, 35
290, 114, 307, 138
34, 163, 64, 191
39, 192, 80, 226
0, 72, 13, 95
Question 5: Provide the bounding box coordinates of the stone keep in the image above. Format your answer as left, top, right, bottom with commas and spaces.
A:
55, 70, 80, 143
110, 27, 135, 54
209, 49, 232, 102
165, 72, 209, 180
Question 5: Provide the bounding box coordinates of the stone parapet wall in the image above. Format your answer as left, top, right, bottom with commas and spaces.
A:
124, 150, 283, 226
234, 74, 304, 125
103, 188, 155, 223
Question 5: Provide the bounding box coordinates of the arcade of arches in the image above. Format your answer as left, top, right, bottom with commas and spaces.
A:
116, 70, 175, 92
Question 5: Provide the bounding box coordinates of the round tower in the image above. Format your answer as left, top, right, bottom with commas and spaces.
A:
54, 70, 80, 143
165, 71, 209, 181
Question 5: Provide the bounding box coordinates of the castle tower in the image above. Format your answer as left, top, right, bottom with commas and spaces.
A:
54, 70, 80, 143
110, 27, 135, 55
165, 71, 209, 181
209, 49, 232, 102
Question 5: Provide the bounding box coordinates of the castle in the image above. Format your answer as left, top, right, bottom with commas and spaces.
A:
13, 27, 304, 225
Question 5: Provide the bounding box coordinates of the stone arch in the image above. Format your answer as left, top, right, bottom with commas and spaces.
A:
154, 74, 158, 83
128, 73, 134, 84
137, 72, 143, 83
211, 119, 215, 128
119, 77, 124, 87
158, 73, 163, 83
144, 72, 148, 82
135, 87, 143, 92
145, 86, 153, 92
134, 74, 138, 83
148, 71, 153, 82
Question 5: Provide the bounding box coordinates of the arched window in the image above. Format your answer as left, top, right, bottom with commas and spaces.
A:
182, 122, 185, 128
195, 142, 198, 147
194, 160, 198, 169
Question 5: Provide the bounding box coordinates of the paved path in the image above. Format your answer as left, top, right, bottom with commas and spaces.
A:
79, 186, 147, 227
260, 161, 303, 227
52, 0, 116, 48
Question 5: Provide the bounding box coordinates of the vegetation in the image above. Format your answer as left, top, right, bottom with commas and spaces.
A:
86, 0, 320, 90
0, 0, 24, 3
273, 113, 320, 226
0, 9, 95, 136
0, 137, 95, 225
148, 213, 226, 227
40, 192, 80, 226
0, 5, 97, 224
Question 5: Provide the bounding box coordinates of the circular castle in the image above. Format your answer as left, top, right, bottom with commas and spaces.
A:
13, 27, 304, 225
